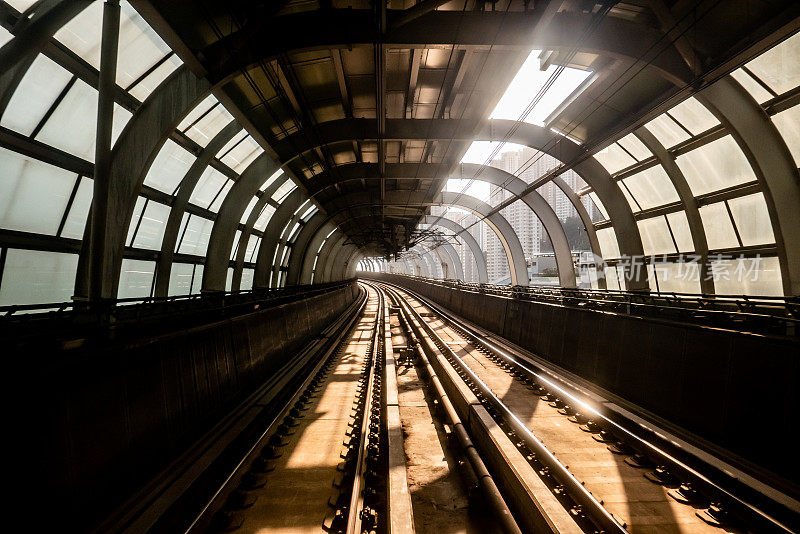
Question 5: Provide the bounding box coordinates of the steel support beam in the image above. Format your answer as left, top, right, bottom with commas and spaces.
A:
75, 66, 212, 299
420, 215, 487, 283
634, 127, 714, 294
154, 120, 240, 296
697, 76, 800, 296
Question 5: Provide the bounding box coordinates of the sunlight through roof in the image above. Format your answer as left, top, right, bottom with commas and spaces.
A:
490, 50, 592, 126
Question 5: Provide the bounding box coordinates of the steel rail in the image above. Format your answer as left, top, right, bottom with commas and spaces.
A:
375, 282, 524, 534
392, 280, 798, 534
381, 281, 630, 534
181, 284, 371, 533
345, 285, 384, 534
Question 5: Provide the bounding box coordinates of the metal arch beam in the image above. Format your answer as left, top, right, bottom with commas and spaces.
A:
455, 163, 576, 287
417, 245, 441, 278
251, 188, 305, 288
227, 173, 290, 289
75, 66, 212, 299
285, 210, 327, 286
0, 0, 93, 76
410, 246, 434, 278
154, 120, 240, 296
321, 234, 352, 283
477, 120, 646, 289
420, 215, 487, 283
203, 154, 283, 290
436, 241, 464, 280
697, 76, 800, 296
345, 249, 364, 279
317, 232, 348, 283
313, 189, 528, 286
200, 10, 690, 86
262, 118, 644, 288
633, 127, 714, 294
300, 223, 337, 284
550, 175, 606, 289
439, 191, 528, 286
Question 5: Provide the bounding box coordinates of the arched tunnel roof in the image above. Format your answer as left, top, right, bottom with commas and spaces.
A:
0, 0, 799, 305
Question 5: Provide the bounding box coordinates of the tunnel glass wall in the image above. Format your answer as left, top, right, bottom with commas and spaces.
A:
1, 1, 799, 305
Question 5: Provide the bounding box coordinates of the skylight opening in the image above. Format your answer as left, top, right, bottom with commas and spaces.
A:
490, 50, 592, 127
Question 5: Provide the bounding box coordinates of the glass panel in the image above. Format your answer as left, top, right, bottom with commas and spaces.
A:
178, 95, 216, 131
117, 259, 154, 299
168, 262, 194, 296
116, 1, 173, 88
240, 268, 254, 291
126, 196, 147, 245
676, 135, 756, 196
596, 227, 620, 259
644, 114, 690, 148
727, 193, 775, 246
253, 205, 276, 231
587, 192, 608, 219
271, 181, 297, 203
667, 97, 719, 135
621, 165, 679, 210
617, 183, 640, 211
637, 216, 676, 255
191, 264, 204, 294
143, 139, 196, 193
260, 170, 284, 191
711, 256, 782, 296
617, 133, 651, 161
225, 268, 233, 292
699, 202, 739, 250
771, 105, 800, 166
216, 128, 247, 157
35, 79, 98, 161
1, 54, 72, 136
490, 49, 592, 126
745, 32, 800, 95
184, 102, 233, 147
230, 229, 242, 260
5, 1, 38, 12
222, 136, 263, 173
0, 147, 76, 235
132, 200, 170, 250
190, 167, 229, 209
593, 143, 635, 174
666, 211, 694, 253
240, 197, 259, 223
0, 249, 78, 305
128, 55, 181, 102
730, 69, 773, 104
112, 104, 132, 147
55, 2, 103, 68
603, 266, 620, 290
636, 215, 677, 256
61, 176, 93, 239
245, 235, 260, 262
651, 260, 702, 294
208, 179, 233, 213
0, 25, 11, 47
177, 215, 213, 256
300, 205, 318, 222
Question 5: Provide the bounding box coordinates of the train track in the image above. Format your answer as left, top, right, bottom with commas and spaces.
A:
128, 281, 798, 534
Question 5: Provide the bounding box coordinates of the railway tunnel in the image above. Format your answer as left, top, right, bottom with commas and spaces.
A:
1, 1, 799, 533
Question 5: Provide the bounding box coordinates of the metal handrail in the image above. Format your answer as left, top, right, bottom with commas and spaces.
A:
372, 274, 800, 334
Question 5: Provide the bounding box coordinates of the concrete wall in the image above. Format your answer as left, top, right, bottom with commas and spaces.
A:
368, 274, 799, 487
12, 282, 359, 531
